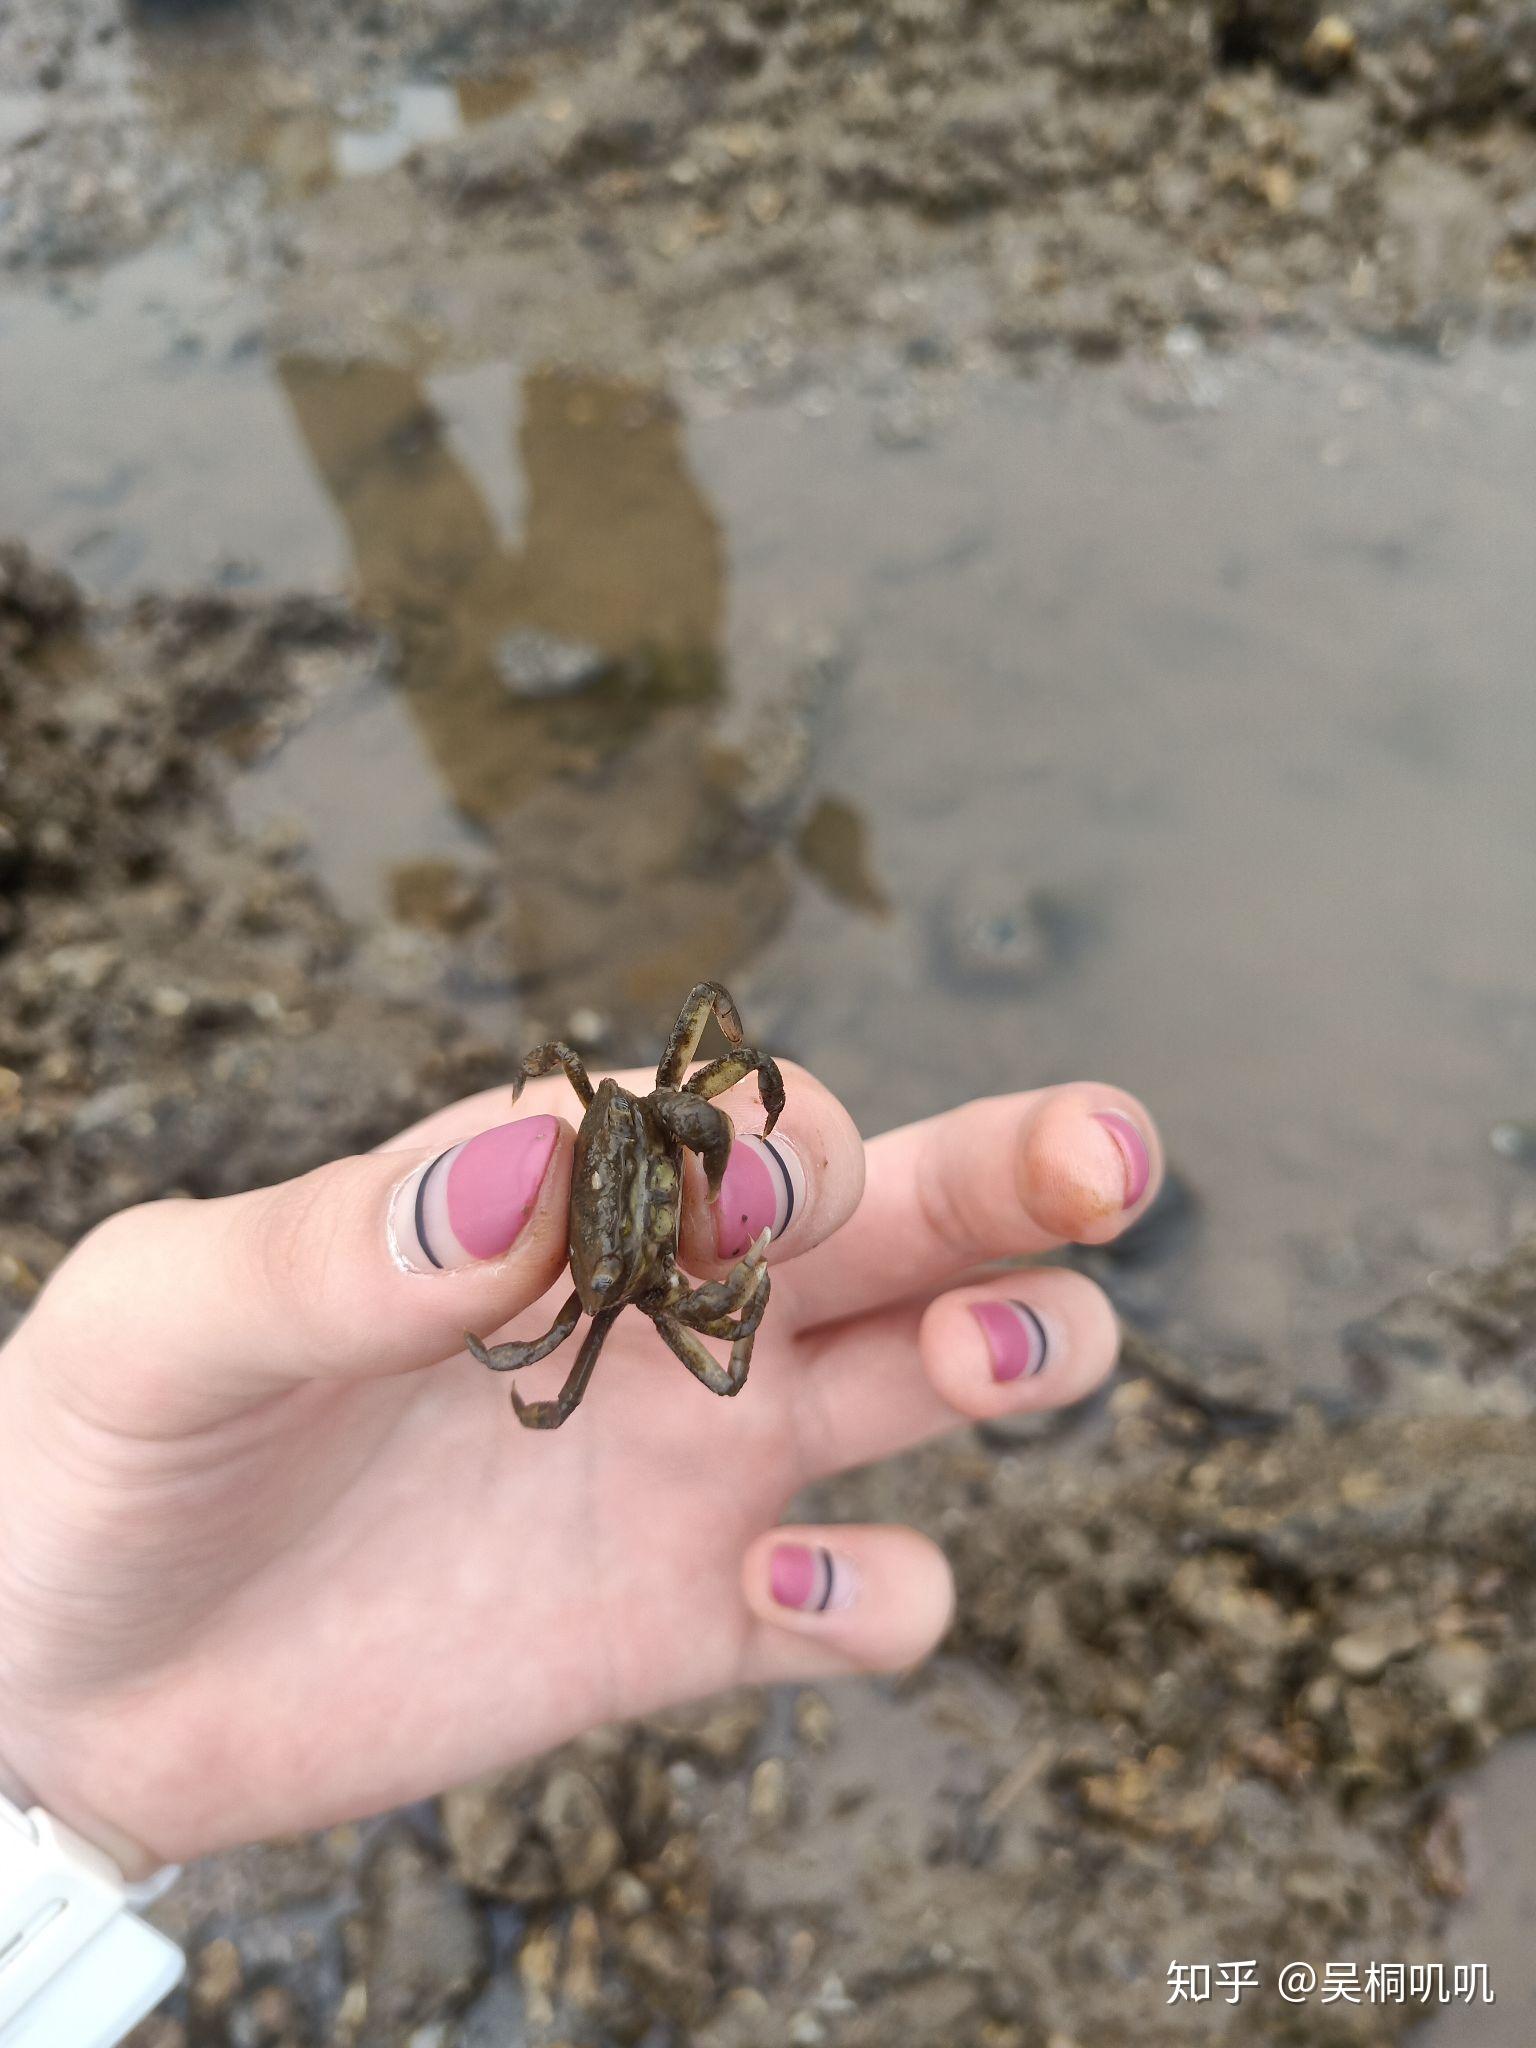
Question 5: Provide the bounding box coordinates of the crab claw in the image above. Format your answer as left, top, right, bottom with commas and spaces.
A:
746, 1226, 771, 1266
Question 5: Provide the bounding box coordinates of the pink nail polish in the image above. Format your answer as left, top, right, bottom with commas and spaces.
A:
390, 1115, 560, 1273
971, 1300, 1049, 1383
716, 1134, 806, 1259
769, 1543, 856, 1613
1092, 1110, 1150, 1210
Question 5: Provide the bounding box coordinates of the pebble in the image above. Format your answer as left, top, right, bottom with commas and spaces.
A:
1330, 1619, 1423, 1680
793, 1690, 835, 1752
566, 1006, 610, 1049
537, 1768, 625, 1893
358, 1827, 489, 2040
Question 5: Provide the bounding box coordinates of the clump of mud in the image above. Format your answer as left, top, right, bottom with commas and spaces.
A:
5, 0, 1536, 365
0, 546, 506, 1332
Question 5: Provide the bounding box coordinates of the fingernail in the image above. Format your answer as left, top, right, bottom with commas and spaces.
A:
1091, 1109, 1150, 1210
390, 1115, 560, 1274
769, 1543, 858, 1614
716, 1133, 807, 1259
970, 1299, 1050, 1383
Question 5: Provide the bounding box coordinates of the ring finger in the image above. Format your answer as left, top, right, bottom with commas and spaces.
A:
795, 1265, 1120, 1481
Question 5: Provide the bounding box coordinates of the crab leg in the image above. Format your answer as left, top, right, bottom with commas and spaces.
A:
510, 1041, 595, 1110
653, 1310, 757, 1398
662, 1231, 769, 1324
466, 1289, 582, 1372
672, 1262, 771, 1343
683, 1049, 784, 1137
655, 981, 748, 1089
511, 1306, 621, 1429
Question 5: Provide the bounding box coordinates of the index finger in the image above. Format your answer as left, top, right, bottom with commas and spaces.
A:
782, 1084, 1162, 1332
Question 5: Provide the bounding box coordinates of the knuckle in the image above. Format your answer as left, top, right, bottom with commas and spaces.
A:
914, 1130, 983, 1261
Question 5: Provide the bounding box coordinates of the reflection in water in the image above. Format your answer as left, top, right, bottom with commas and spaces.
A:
274, 358, 801, 1020
109, 4, 880, 1031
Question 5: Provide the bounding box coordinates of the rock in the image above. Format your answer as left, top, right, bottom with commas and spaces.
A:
794, 1690, 835, 1753
748, 1756, 791, 1830
562, 1901, 603, 2010
441, 1773, 531, 1895
1300, 14, 1356, 80
650, 1689, 766, 1766
495, 629, 612, 698
1417, 1639, 1493, 1727
357, 1827, 488, 2042
537, 1768, 625, 1894
1330, 1618, 1424, 1680
565, 1006, 611, 1050
621, 1915, 715, 2025
190, 1936, 243, 2017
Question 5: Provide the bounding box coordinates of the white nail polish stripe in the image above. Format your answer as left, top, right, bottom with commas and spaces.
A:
815, 1546, 858, 1613
744, 1133, 807, 1240
1002, 1299, 1048, 1376
388, 1141, 468, 1274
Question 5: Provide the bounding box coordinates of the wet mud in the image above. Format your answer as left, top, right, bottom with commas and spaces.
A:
5, 0, 1536, 365
3, 552, 1536, 2045
4, 0, 1536, 2041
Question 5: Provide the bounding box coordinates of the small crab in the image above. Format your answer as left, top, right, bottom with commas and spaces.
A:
467, 981, 785, 1429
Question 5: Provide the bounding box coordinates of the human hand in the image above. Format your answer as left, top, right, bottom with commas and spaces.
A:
0, 1061, 1159, 1874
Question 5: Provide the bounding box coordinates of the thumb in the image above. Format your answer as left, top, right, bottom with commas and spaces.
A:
24, 1113, 575, 1433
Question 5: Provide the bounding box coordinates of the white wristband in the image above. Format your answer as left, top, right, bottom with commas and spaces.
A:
0, 1795, 184, 2048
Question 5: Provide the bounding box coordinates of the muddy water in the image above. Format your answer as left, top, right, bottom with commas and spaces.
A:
5, 237, 1535, 1372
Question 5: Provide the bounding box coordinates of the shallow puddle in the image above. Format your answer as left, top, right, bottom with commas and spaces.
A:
5, 230, 1534, 1369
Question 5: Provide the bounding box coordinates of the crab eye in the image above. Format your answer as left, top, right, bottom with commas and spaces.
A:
591, 1255, 623, 1293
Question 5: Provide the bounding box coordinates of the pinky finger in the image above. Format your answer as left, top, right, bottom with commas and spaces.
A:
740, 1525, 955, 1683
919, 1265, 1120, 1426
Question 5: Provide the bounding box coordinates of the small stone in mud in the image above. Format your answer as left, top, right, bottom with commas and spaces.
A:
357, 1826, 489, 2041
538, 1768, 625, 1893
1331, 1618, 1423, 1681
621, 1915, 715, 2025
748, 1755, 791, 1831
1301, 14, 1357, 80
495, 629, 613, 698
563, 1900, 604, 2010
190, 1935, 243, 2015
565, 1006, 611, 1050
793, 1689, 835, 1752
